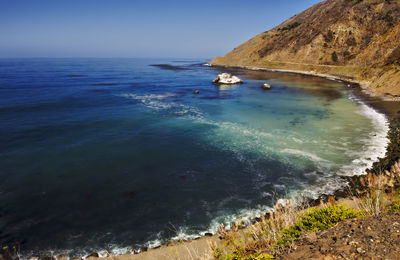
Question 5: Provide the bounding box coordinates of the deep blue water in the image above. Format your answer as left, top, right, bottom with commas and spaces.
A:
0, 59, 388, 256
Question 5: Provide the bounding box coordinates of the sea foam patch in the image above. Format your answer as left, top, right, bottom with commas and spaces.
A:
337, 96, 389, 176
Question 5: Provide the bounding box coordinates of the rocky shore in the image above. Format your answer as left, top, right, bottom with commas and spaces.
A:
210, 64, 399, 101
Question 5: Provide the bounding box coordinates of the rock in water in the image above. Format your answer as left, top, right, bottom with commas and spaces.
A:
262, 83, 271, 90
213, 73, 242, 85
193, 90, 200, 94
86, 253, 99, 258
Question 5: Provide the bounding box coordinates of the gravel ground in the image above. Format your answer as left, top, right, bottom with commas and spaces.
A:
279, 212, 400, 260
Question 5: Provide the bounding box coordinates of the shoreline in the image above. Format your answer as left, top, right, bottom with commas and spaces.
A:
207, 64, 400, 102
27, 66, 400, 260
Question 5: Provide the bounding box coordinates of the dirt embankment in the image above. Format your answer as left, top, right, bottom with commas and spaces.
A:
279, 213, 400, 259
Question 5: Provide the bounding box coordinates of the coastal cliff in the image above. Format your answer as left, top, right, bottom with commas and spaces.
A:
210, 0, 400, 98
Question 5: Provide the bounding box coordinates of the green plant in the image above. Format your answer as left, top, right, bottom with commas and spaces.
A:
331, 51, 338, 62
217, 249, 274, 260
275, 204, 360, 246
251, 252, 274, 259
345, 0, 363, 4
213, 247, 223, 259
281, 22, 301, 31
383, 11, 395, 26
388, 200, 400, 213
346, 37, 357, 46
324, 30, 334, 42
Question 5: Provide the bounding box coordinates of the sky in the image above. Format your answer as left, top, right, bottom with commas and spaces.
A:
0, 0, 322, 58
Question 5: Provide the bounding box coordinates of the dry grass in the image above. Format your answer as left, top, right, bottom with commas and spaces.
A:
210, 199, 362, 259
351, 168, 400, 216
210, 199, 301, 259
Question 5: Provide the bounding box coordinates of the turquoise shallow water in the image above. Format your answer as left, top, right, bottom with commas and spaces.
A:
0, 59, 389, 256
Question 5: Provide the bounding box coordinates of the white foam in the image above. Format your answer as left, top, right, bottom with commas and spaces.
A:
292, 137, 304, 143
262, 192, 272, 198
203, 204, 273, 235
118, 93, 204, 119
281, 148, 329, 162
97, 250, 110, 258
288, 176, 347, 200
144, 238, 163, 249
120, 93, 176, 99
171, 227, 202, 242
108, 247, 124, 256
337, 97, 389, 176
117, 93, 177, 111
273, 184, 286, 190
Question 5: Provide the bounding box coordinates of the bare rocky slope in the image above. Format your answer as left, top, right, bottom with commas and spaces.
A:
210, 0, 400, 97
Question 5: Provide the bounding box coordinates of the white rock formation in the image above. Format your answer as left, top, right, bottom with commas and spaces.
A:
262, 83, 271, 90
212, 73, 242, 85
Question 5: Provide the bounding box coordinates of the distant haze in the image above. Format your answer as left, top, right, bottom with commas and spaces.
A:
0, 0, 321, 58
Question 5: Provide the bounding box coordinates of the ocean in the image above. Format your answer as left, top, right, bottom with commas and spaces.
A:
0, 58, 389, 257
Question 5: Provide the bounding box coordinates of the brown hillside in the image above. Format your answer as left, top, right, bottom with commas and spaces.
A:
210, 0, 400, 97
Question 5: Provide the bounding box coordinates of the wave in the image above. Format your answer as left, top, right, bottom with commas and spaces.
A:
117, 93, 204, 119
281, 148, 329, 162
118, 93, 176, 101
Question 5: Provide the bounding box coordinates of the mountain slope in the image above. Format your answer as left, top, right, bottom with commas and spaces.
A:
210, 0, 400, 97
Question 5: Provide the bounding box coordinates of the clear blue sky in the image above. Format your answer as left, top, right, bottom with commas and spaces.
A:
0, 0, 321, 58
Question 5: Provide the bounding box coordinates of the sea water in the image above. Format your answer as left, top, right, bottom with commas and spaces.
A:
0, 58, 388, 256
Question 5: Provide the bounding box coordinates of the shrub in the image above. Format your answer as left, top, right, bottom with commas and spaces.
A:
219, 250, 274, 260
346, 37, 357, 46
388, 200, 400, 214
331, 51, 338, 62
281, 22, 301, 31
383, 11, 395, 26
346, 0, 363, 3
275, 204, 360, 246
324, 30, 334, 42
